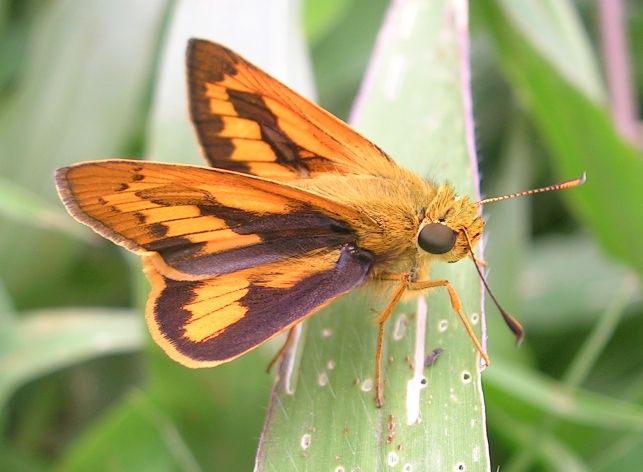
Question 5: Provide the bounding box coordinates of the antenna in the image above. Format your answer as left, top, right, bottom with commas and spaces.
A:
478, 173, 586, 206
463, 229, 524, 344
467, 173, 586, 343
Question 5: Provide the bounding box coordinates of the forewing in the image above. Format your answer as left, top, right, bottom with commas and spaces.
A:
144, 245, 373, 366
55, 160, 371, 280
187, 39, 398, 180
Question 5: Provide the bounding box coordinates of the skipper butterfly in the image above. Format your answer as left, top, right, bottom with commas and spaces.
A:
55, 39, 585, 407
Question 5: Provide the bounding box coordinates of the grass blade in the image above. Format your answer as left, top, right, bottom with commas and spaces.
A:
0, 308, 142, 408
477, 0, 643, 275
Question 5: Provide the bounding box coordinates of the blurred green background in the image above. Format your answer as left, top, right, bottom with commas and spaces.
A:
1, 0, 642, 471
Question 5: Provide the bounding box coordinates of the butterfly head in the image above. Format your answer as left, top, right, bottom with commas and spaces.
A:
416, 185, 483, 263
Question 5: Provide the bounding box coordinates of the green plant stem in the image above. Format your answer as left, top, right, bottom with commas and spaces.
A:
504, 282, 637, 472
562, 278, 638, 387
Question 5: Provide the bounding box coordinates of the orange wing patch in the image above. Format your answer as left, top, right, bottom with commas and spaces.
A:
187, 39, 398, 181
144, 246, 373, 367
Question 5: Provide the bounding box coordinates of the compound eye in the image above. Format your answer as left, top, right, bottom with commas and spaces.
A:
418, 223, 457, 254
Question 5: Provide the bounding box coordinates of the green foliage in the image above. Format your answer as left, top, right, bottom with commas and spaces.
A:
477, 0, 643, 275
0, 308, 142, 409
0, 0, 641, 470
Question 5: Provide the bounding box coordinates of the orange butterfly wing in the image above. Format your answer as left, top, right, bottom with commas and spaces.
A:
143, 245, 371, 367
187, 38, 398, 180
55, 160, 374, 365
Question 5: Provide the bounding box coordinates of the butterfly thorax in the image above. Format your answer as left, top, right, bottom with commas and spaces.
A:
291, 168, 484, 278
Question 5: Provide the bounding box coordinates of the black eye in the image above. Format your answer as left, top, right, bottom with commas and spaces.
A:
418, 223, 457, 254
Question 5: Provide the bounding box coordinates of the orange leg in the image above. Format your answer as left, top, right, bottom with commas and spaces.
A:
373, 272, 489, 408
374, 279, 408, 408
406, 278, 490, 368
266, 327, 297, 373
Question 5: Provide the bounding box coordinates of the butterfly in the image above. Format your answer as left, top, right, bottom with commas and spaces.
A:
55, 39, 584, 407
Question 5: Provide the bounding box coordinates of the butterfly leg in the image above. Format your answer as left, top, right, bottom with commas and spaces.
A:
378, 271, 490, 366
405, 278, 490, 368
266, 327, 298, 373
374, 272, 490, 407
374, 276, 409, 408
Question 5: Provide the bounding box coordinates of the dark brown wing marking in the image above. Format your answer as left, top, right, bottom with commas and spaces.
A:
187, 39, 398, 180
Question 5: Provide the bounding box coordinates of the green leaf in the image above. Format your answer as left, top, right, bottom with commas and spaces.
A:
0, 175, 92, 241
490, 409, 590, 472
521, 235, 641, 332
0, 308, 143, 409
55, 391, 200, 472
257, 1, 491, 470
498, 276, 637, 471
495, 0, 604, 102
0, 0, 171, 298
0, 442, 47, 472
485, 359, 643, 432
303, 0, 352, 44
311, 0, 389, 119
476, 0, 643, 275
0, 278, 15, 325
